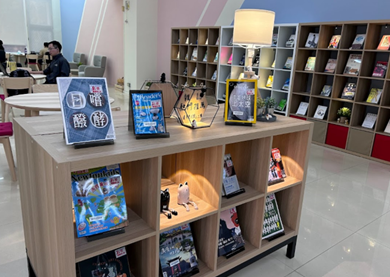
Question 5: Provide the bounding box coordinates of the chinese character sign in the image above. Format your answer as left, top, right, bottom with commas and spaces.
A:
58, 77, 116, 145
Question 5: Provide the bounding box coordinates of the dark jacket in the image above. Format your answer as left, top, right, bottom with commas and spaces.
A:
43, 53, 70, 84
0, 50, 6, 63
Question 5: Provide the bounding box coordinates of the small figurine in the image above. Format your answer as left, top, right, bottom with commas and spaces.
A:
345, 119, 349, 125
191, 120, 197, 128
160, 189, 178, 219
337, 118, 340, 123
177, 181, 198, 212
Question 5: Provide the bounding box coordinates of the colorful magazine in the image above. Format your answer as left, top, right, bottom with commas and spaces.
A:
271, 148, 286, 178
159, 224, 199, 277
324, 59, 337, 73
57, 77, 116, 145
282, 78, 290, 91
304, 57, 316, 71
350, 34, 366, 49
372, 61, 387, 78
262, 193, 284, 240
222, 154, 241, 196
218, 207, 245, 257
71, 164, 128, 238
313, 105, 327, 120
328, 35, 341, 49
266, 75, 273, 88
275, 99, 287, 111
283, 57, 293, 70
344, 54, 362, 76
320, 85, 332, 97
305, 33, 319, 48
341, 83, 357, 100
269, 157, 284, 185
366, 88, 383, 104
377, 35, 390, 50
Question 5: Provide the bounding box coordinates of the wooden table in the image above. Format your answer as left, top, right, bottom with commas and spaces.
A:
4, 92, 115, 117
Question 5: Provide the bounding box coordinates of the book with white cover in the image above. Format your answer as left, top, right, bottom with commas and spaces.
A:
362, 113, 377, 129
296, 102, 309, 115
313, 105, 327, 119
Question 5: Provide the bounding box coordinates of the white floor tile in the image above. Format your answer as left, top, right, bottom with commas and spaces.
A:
358, 211, 390, 249
0, 258, 28, 277
285, 272, 304, 277
0, 221, 26, 266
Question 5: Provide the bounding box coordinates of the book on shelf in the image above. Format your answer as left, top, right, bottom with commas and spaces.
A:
304, 57, 316, 71
305, 32, 319, 48
262, 193, 285, 240
324, 58, 337, 73
77, 247, 133, 277
269, 157, 284, 185
283, 57, 293, 70
215, 37, 220, 45
191, 67, 197, 77
211, 70, 217, 81
159, 224, 199, 277
176, 51, 180, 59
203, 50, 208, 62
252, 54, 260, 67
272, 33, 278, 47
384, 120, 390, 134
343, 54, 362, 76
275, 99, 287, 111
372, 61, 388, 78
296, 102, 309, 115
285, 34, 295, 48
266, 75, 273, 88
213, 52, 219, 63
227, 53, 233, 65
350, 34, 365, 49
320, 85, 332, 97
328, 35, 341, 49
222, 154, 241, 196
271, 148, 286, 178
239, 53, 245, 66
218, 207, 246, 258
71, 164, 128, 238
228, 37, 233, 46
185, 51, 189, 60
362, 113, 377, 129
281, 78, 290, 91
341, 83, 357, 100
377, 35, 390, 50
366, 88, 383, 104
205, 38, 208, 45
271, 60, 276, 68
183, 67, 187, 76
191, 48, 198, 61
313, 105, 327, 119
185, 37, 189, 44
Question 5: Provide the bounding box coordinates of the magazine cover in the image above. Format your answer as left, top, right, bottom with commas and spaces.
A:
341, 83, 357, 100
366, 88, 383, 104
272, 34, 278, 47
57, 77, 115, 145
266, 75, 273, 87
71, 164, 128, 238
296, 102, 309, 115
283, 57, 293, 69
377, 35, 390, 50
362, 113, 377, 129
218, 207, 245, 257
282, 78, 290, 91
328, 35, 341, 49
305, 33, 319, 48
372, 61, 388, 78
271, 148, 286, 178
262, 193, 284, 240
268, 157, 284, 185
78, 247, 132, 277
320, 85, 332, 97
222, 154, 241, 196
275, 99, 287, 111
304, 57, 316, 71
159, 224, 199, 277
351, 34, 366, 49
285, 35, 295, 48
344, 54, 362, 75
324, 59, 337, 73
225, 80, 257, 124
314, 105, 328, 120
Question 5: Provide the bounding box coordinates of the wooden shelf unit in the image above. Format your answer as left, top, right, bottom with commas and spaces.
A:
171, 27, 220, 97
217, 24, 299, 116
14, 112, 312, 277
289, 20, 390, 164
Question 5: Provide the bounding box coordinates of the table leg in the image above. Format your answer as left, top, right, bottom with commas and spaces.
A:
24, 110, 32, 117
30, 110, 40, 117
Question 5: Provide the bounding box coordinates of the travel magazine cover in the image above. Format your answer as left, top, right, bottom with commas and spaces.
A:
218, 207, 245, 258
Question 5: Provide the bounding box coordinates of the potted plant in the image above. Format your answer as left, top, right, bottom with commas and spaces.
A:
337, 107, 351, 123
266, 98, 276, 114
77, 62, 83, 68
257, 97, 266, 116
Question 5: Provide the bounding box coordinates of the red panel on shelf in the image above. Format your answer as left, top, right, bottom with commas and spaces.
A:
290, 115, 307, 120
372, 134, 390, 162
325, 124, 348, 149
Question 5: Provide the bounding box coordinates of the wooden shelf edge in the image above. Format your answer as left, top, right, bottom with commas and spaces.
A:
221, 183, 264, 210
260, 226, 296, 251
216, 241, 258, 273
267, 177, 302, 194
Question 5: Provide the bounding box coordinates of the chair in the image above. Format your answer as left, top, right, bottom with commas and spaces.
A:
42, 54, 51, 70
78, 55, 106, 77
32, 84, 58, 93
26, 54, 39, 71
1, 77, 33, 122
0, 121, 17, 181
69, 53, 86, 70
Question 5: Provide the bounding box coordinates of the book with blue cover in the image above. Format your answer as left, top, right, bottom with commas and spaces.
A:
57, 77, 115, 145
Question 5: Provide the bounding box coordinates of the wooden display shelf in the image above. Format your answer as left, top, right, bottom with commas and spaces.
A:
267, 177, 302, 194
260, 226, 295, 250
14, 111, 312, 277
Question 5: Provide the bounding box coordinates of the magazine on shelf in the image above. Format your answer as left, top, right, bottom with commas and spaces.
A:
304, 57, 316, 71
362, 113, 377, 129
271, 148, 286, 178
252, 54, 260, 67
203, 50, 208, 62
71, 164, 128, 238
320, 85, 332, 97
305, 32, 319, 48
384, 120, 390, 134
275, 99, 287, 111
350, 34, 366, 49
57, 77, 116, 145
328, 35, 341, 49
77, 247, 132, 277
313, 105, 327, 120
266, 75, 273, 88
159, 224, 199, 277
222, 154, 241, 196
227, 53, 233, 64
296, 102, 309, 115
372, 61, 388, 78
218, 207, 246, 258
344, 54, 362, 75
283, 57, 293, 69
262, 193, 285, 240
213, 52, 219, 63
377, 35, 390, 50
324, 58, 337, 73
272, 34, 278, 47
271, 60, 276, 68
191, 48, 198, 61
366, 88, 383, 104
341, 83, 357, 100
268, 157, 284, 185
286, 34, 295, 48
282, 78, 290, 91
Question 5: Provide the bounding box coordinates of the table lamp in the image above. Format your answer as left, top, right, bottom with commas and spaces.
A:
233, 9, 275, 78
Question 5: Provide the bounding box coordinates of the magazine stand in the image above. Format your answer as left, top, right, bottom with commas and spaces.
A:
14, 111, 312, 277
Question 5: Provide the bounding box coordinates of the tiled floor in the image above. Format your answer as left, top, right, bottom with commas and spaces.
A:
1, 89, 390, 276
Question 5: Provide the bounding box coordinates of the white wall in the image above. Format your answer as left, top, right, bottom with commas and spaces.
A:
0, 0, 28, 48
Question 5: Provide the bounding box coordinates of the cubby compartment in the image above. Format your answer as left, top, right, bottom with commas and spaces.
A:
197, 46, 207, 63
206, 64, 217, 80
208, 28, 219, 45
189, 29, 198, 45
328, 99, 353, 123
273, 70, 290, 91
221, 27, 233, 46
275, 49, 294, 69
308, 97, 330, 121
382, 82, 390, 107
278, 26, 296, 48
335, 50, 363, 75
171, 45, 180, 60
171, 75, 178, 86
376, 107, 390, 133
292, 72, 313, 93
259, 48, 276, 68
308, 119, 328, 143
315, 50, 338, 72
206, 81, 217, 97
187, 61, 196, 77
346, 128, 375, 156
231, 65, 244, 79
221, 138, 271, 210
171, 60, 179, 75
220, 46, 233, 65
332, 75, 357, 99
207, 46, 218, 63
198, 28, 208, 45
232, 47, 246, 66
188, 46, 197, 61
178, 76, 187, 87
290, 94, 310, 117
295, 49, 317, 71
350, 103, 379, 130
219, 65, 231, 83
172, 29, 180, 44
298, 25, 320, 48
312, 74, 334, 96
197, 62, 206, 79
355, 78, 384, 104
360, 51, 389, 77
180, 29, 189, 45
179, 46, 188, 60
365, 23, 390, 50
259, 88, 272, 100
160, 146, 222, 231
187, 77, 197, 87
127, 237, 158, 277
272, 90, 288, 114
318, 24, 342, 49
339, 24, 368, 50
217, 198, 265, 270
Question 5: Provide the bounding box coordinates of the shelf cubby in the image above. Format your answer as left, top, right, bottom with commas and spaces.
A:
290, 94, 310, 117
274, 70, 290, 91
315, 50, 338, 72
197, 63, 206, 79
220, 46, 233, 65
206, 64, 217, 80
298, 25, 320, 48
293, 72, 313, 93
355, 78, 384, 104
365, 23, 390, 50
179, 45, 188, 60
207, 47, 218, 64
197, 46, 207, 63
221, 27, 233, 46
171, 60, 179, 75
259, 48, 276, 68
259, 88, 272, 100
328, 99, 353, 122
350, 103, 379, 129
275, 48, 294, 69
208, 28, 219, 45
127, 236, 158, 277
339, 23, 368, 50
171, 45, 179, 60
231, 65, 244, 79
171, 75, 178, 86
308, 97, 330, 121
180, 29, 189, 45
318, 24, 342, 49
376, 107, 390, 133
259, 68, 275, 89
296, 49, 317, 71
312, 74, 334, 96
172, 29, 180, 44
277, 26, 296, 48
335, 50, 363, 75
198, 28, 208, 45
189, 29, 198, 45
360, 51, 389, 77
332, 75, 358, 99
232, 47, 246, 66
187, 61, 196, 77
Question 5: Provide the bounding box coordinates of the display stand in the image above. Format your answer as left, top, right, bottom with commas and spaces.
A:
73, 139, 115, 149
14, 110, 312, 277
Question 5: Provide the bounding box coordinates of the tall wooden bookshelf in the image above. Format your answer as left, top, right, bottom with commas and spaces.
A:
14, 112, 312, 277
217, 24, 299, 116
289, 20, 390, 164
171, 27, 220, 96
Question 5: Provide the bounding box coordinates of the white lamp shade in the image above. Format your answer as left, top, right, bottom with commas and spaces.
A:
233, 9, 275, 47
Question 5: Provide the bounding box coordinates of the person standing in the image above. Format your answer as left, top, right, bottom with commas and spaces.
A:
35, 40, 70, 84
